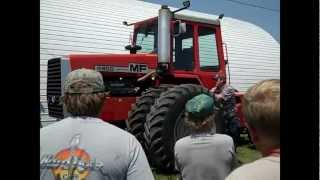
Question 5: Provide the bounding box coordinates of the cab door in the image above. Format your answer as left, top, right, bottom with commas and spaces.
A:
195, 24, 226, 89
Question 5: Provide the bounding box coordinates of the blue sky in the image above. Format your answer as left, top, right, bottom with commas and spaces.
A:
142, 0, 280, 42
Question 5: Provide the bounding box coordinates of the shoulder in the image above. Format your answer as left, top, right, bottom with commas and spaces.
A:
215, 133, 233, 139
226, 164, 250, 180
40, 118, 71, 135
95, 120, 137, 143
226, 161, 260, 180
41, 117, 134, 140
175, 136, 191, 149
82, 117, 133, 137
215, 134, 234, 143
213, 134, 235, 150
226, 157, 280, 180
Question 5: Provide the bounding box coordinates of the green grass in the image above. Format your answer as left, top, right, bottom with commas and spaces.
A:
152, 144, 262, 180
236, 144, 262, 164
153, 172, 177, 180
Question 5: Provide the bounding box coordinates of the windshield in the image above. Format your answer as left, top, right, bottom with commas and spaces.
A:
134, 21, 158, 53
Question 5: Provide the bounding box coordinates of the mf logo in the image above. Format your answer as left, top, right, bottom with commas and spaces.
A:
129, 63, 148, 73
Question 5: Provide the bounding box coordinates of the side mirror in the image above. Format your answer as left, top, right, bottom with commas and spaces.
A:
183, 0, 190, 8
225, 60, 228, 65
173, 20, 186, 37
172, 0, 190, 13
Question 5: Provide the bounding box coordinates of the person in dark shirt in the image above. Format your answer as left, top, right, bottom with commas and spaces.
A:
210, 74, 240, 147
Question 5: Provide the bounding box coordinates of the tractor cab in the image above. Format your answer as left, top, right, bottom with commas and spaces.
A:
125, 6, 227, 89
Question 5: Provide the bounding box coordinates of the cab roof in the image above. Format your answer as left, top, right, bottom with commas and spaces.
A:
133, 13, 220, 27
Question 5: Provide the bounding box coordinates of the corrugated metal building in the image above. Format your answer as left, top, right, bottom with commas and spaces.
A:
40, 0, 280, 122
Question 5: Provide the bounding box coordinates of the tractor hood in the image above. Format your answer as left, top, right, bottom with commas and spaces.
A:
69, 54, 157, 75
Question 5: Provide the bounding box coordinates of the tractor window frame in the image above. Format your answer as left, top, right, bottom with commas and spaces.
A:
172, 23, 195, 71
133, 21, 158, 53
197, 26, 220, 72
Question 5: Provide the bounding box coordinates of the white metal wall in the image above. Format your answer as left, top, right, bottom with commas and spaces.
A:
40, 0, 280, 121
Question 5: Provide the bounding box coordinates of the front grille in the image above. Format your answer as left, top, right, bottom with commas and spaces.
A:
47, 58, 63, 119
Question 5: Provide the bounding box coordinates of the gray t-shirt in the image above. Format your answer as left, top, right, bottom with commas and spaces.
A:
40, 117, 154, 180
174, 133, 237, 180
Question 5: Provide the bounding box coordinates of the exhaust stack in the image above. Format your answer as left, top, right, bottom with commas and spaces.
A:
157, 5, 171, 66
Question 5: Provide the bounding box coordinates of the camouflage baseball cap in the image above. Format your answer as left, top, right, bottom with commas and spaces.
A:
185, 94, 214, 119
63, 68, 105, 94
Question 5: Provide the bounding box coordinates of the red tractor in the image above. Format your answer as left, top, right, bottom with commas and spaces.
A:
47, 1, 246, 172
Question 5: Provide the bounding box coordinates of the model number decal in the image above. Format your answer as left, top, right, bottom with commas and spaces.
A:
95, 64, 149, 73
95, 65, 114, 72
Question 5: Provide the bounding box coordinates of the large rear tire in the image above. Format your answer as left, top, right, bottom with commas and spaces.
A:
144, 84, 217, 173
126, 85, 174, 157
127, 88, 163, 151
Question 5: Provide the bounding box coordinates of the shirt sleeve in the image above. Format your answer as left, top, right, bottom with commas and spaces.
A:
174, 145, 181, 172
231, 147, 240, 170
228, 137, 239, 170
127, 135, 154, 180
174, 144, 183, 180
225, 174, 233, 180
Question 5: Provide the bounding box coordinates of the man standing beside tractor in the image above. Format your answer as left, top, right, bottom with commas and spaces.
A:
211, 74, 241, 147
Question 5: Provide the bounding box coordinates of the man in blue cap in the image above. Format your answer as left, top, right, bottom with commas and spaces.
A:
174, 93, 238, 180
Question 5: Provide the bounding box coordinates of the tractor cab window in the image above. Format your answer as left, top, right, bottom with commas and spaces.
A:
198, 26, 219, 71
173, 24, 194, 70
135, 21, 158, 53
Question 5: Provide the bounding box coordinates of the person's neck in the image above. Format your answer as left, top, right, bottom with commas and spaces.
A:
262, 147, 280, 157
192, 127, 215, 136
72, 116, 99, 120
256, 140, 280, 157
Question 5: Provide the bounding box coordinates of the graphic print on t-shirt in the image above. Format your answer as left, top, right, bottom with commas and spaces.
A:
40, 134, 104, 180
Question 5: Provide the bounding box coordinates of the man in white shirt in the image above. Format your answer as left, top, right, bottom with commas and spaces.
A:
226, 79, 280, 180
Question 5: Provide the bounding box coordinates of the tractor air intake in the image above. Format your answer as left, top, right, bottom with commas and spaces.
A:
46, 57, 71, 119
47, 58, 64, 119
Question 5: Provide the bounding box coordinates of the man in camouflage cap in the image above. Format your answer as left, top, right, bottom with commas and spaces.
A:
40, 68, 154, 180
63, 68, 105, 94
174, 93, 238, 180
